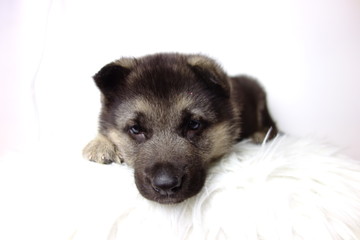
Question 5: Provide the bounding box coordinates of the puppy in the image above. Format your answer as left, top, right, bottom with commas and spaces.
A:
83, 53, 277, 204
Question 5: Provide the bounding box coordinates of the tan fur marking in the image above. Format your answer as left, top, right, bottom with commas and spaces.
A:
251, 131, 267, 144
113, 57, 136, 69
187, 55, 214, 68
132, 98, 153, 114
174, 94, 217, 120
107, 129, 135, 166
205, 122, 237, 162
173, 94, 193, 111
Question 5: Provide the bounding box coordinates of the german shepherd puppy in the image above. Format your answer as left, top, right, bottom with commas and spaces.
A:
83, 53, 277, 204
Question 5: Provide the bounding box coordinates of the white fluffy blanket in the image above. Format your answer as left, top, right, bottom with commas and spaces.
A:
73, 136, 360, 240
1, 136, 360, 240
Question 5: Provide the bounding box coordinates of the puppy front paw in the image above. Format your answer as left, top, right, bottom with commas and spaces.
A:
83, 134, 122, 164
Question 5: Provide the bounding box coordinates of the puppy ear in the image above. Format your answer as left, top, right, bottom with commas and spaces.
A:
187, 55, 230, 97
93, 58, 136, 96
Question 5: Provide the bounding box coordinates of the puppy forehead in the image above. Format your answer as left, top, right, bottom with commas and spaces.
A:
117, 94, 215, 123
135, 95, 211, 119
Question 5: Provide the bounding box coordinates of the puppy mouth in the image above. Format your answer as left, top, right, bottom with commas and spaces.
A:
152, 192, 187, 204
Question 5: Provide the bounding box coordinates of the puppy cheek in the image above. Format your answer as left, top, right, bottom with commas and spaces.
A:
203, 122, 236, 161
107, 129, 137, 166
185, 166, 206, 195
180, 157, 206, 194
133, 160, 158, 200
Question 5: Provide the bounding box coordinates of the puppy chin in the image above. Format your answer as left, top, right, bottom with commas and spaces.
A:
146, 193, 189, 205
136, 186, 201, 204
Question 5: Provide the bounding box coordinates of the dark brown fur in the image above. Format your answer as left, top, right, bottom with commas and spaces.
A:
83, 53, 277, 204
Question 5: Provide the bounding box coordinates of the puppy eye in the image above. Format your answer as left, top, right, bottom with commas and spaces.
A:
128, 125, 146, 142
129, 125, 141, 135
187, 120, 201, 130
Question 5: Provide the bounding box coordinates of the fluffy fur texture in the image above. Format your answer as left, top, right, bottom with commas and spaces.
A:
73, 135, 360, 240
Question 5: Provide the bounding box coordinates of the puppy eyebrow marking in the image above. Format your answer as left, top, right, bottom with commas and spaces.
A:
128, 111, 147, 125
173, 95, 193, 111
185, 108, 217, 124
133, 98, 153, 113
174, 94, 216, 120
188, 108, 207, 119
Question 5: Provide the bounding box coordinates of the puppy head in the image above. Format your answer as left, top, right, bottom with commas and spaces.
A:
94, 53, 239, 204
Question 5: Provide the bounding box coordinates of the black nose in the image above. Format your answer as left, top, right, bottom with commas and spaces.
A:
152, 170, 182, 196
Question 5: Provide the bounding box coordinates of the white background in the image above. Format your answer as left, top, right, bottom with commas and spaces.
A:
1, 0, 360, 159
0, 0, 360, 239
1, 0, 360, 158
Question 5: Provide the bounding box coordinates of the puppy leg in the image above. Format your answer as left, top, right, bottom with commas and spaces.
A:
83, 133, 122, 164
231, 76, 278, 143
251, 99, 278, 143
